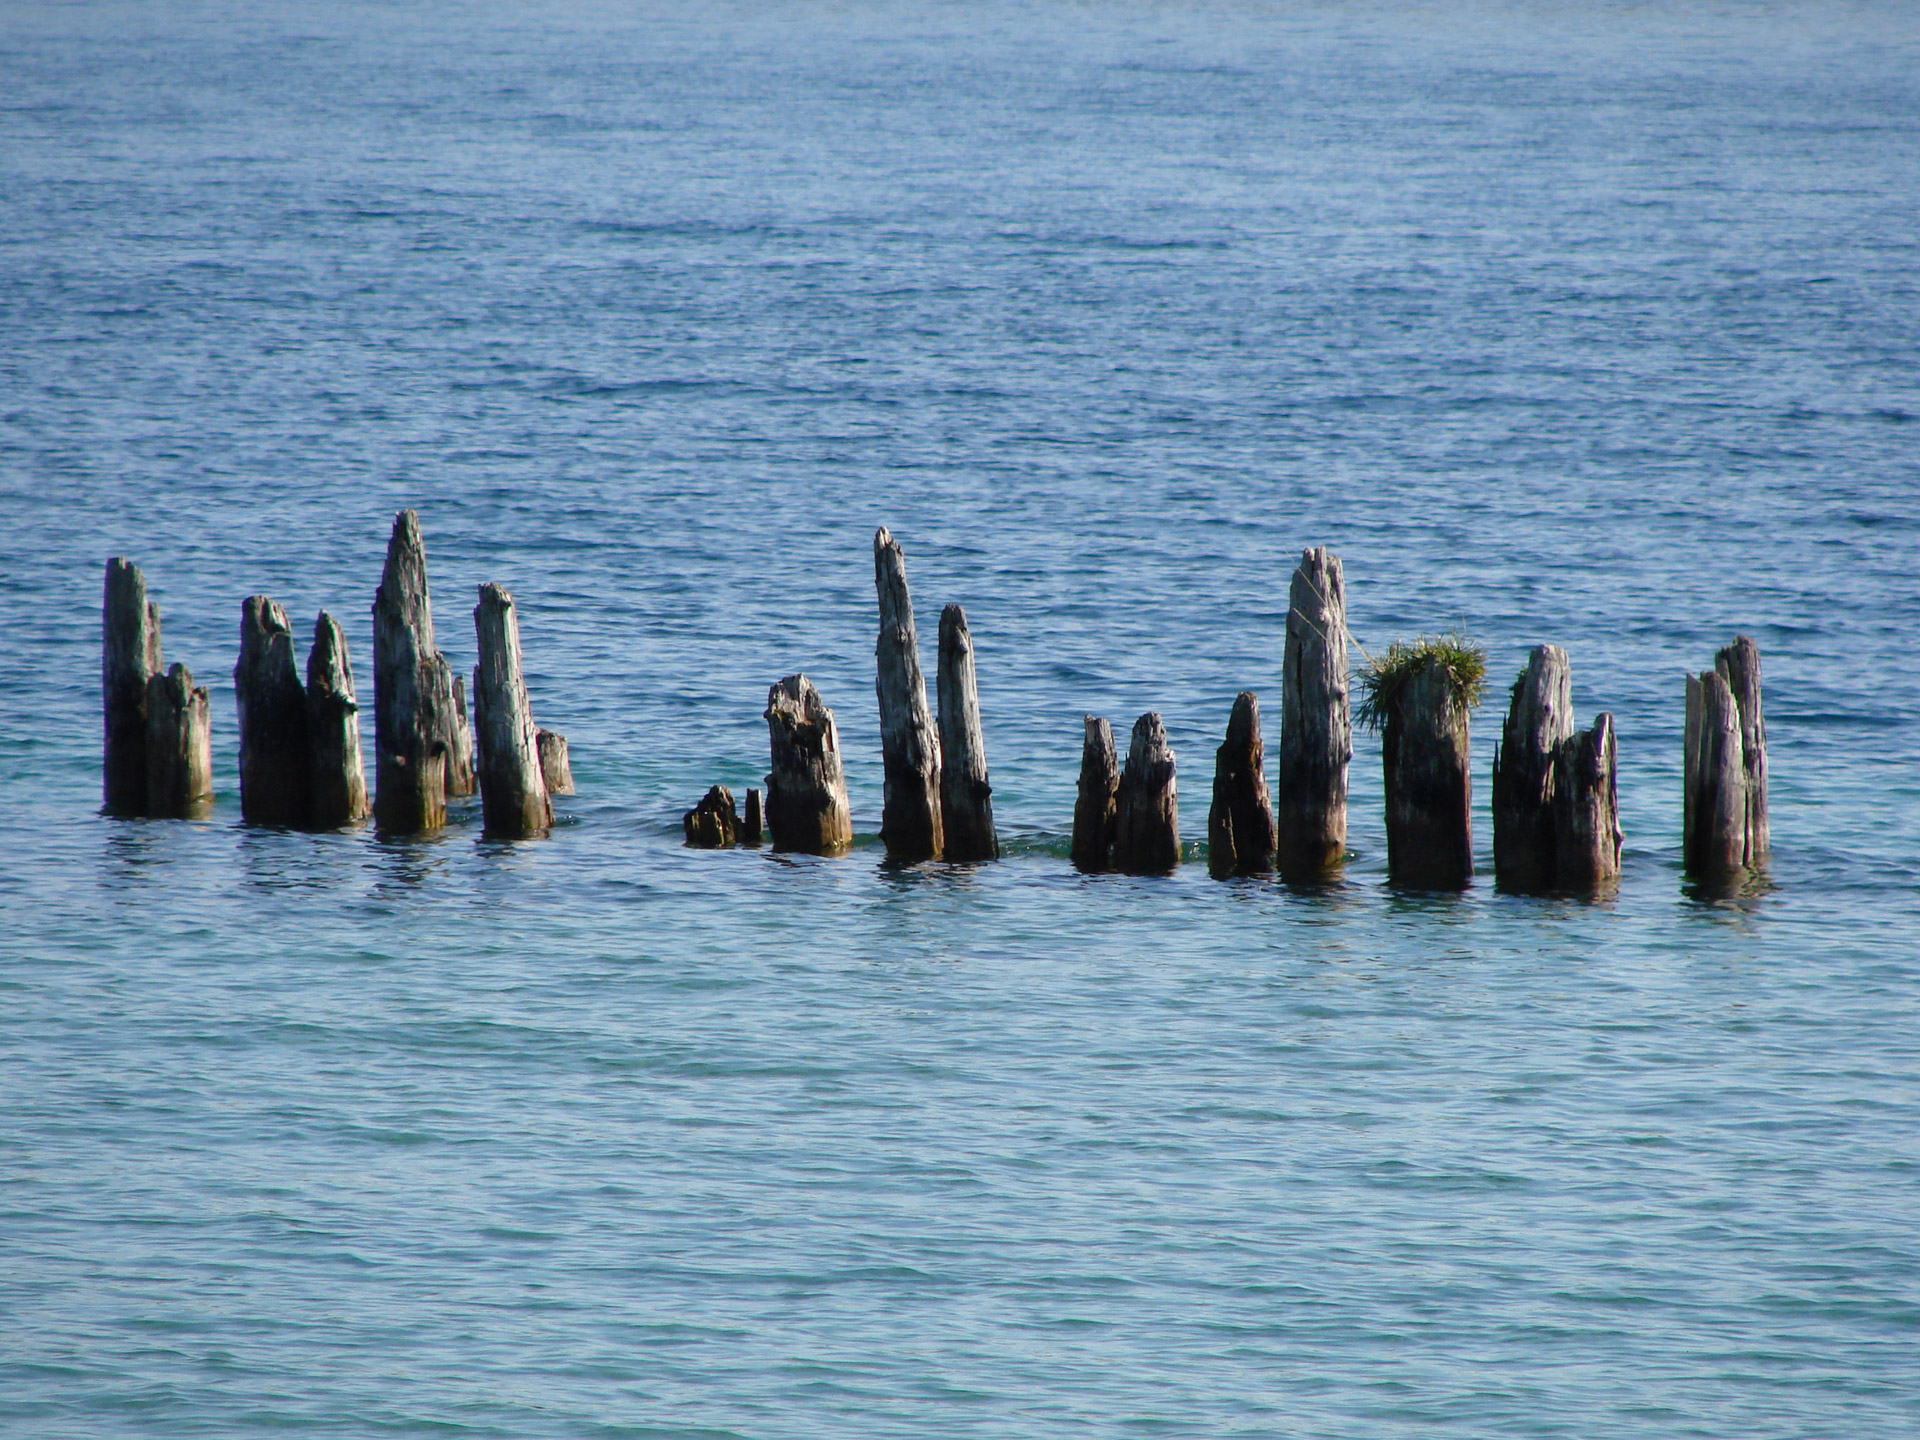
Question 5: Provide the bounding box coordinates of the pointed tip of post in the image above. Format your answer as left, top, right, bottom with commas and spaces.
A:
874, 525, 894, 552
476, 580, 513, 613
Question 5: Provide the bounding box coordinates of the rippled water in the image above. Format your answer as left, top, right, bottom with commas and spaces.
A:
4, 2, 1919, 1435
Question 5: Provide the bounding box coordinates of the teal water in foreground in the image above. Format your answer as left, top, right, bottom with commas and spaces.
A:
3, 2, 1919, 1434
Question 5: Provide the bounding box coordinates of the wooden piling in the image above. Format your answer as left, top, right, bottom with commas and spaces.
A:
536, 729, 574, 796
1114, 712, 1179, 875
1380, 659, 1475, 890
1491, 645, 1573, 894
446, 673, 477, 799
145, 663, 213, 819
1208, 692, 1275, 878
684, 785, 740, 848
764, 674, 853, 856
1717, 636, 1768, 866
234, 596, 312, 827
102, 558, 161, 815
1071, 715, 1119, 873
371, 510, 450, 834
472, 582, 552, 840
936, 603, 996, 862
1276, 547, 1351, 881
742, 787, 764, 847
873, 528, 943, 861
1684, 668, 1746, 878
1554, 713, 1622, 893
306, 611, 370, 828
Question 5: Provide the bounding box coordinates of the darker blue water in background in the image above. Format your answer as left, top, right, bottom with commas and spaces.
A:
3, 2, 1919, 1434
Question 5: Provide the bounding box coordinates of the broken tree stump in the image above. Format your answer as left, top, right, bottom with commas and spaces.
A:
1208, 691, 1275, 878
1717, 635, 1768, 866
102, 558, 161, 815
306, 611, 370, 829
1684, 667, 1747, 879
1554, 712, 1622, 892
742, 787, 764, 847
1114, 712, 1179, 875
234, 596, 312, 828
537, 729, 574, 796
446, 672, 477, 799
873, 527, 943, 862
1492, 645, 1573, 894
145, 663, 213, 819
1380, 659, 1475, 890
684, 785, 741, 848
764, 674, 853, 856
472, 582, 552, 840
1276, 547, 1351, 881
1071, 715, 1119, 873
936, 603, 997, 862
372, 510, 451, 834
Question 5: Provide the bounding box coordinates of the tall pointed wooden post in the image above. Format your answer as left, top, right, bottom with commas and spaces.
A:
1208, 691, 1275, 878
1492, 645, 1573, 893
307, 611, 370, 828
765, 674, 853, 856
102, 558, 161, 815
472, 583, 552, 839
1276, 547, 1350, 881
1381, 661, 1474, 890
1718, 636, 1768, 866
873, 528, 942, 861
1071, 716, 1118, 874
234, 596, 312, 827
145, 663, 213, 819
372, 510, 451, 834
1555, 712, 1622, 892
936, 603, 996, 861
1114, 712, 1179, 875
1685, 669, 1747, 879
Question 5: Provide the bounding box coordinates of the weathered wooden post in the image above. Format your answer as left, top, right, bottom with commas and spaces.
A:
472, 582, 552, 839
684, 785, 741, 848
234, 596, 311, 827
1684, 668, 1747, 878
372, 510, 450, 834
936, 603, 996, 862
1718, 636, 1768, 865
764, 674, 853, 855
145, 663, 213, 819
1554, 713, 1622, 892
1071, 715, 1118, 873
873, 528, 942, 861
306, 611, 370, 828
742, 788, 764, 847
1208, 692, 1275, 878
1491, 645, 1573, 893
1365, 640, 1482, 890
447, 674, 477, 799
1276, 547, 1350, 881
102, 558, 161, 815
1114, 712, 1179, 875
536, 729, 574, 796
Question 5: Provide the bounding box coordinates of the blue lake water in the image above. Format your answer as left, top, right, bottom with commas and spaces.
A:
3, 1, 1919, 1434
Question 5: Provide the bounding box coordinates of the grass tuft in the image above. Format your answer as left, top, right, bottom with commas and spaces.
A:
1355, 633, 1488, 731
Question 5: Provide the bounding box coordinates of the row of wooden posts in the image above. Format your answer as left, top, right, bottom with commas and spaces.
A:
101, 516, 1769, 892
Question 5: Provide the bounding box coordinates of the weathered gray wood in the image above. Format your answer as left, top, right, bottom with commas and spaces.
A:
1208, 691, 1275, 878
936, 603, 996, 862
234, 595, 311, 827
1717, 635, 1768, 866
536, 729, 574, 796
102, 558, 161, 815
1554, 712, 1622, 893
1276, 547, 1351, 880
145, 663, 213, 819
1382, 660, 1473, 889
684, 785, 740, 848
472, 582, 552, 839
306, 611, 369, 828
372, 510, 449, 834
1071, 715, 1118, 873
1114, 712, 1179, 875
1684, 668, 1746, 878
1492, 645, 1573, 894
764, 674, 853, 855
446, 672, 477, 799
742, 787, 764, 847
873, 528, 943, 861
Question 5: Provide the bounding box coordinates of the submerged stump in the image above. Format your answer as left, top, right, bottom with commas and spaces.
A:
1208, 691, 1275, 878
742, 787, 764, 847
765, 674, 853, 856
936, 603, 997, 862
1554, 712, 1623, 893
1114, 712, 1179, 875
684, 785, 741, 848
1684, 667, 1747, 879
873, 528, 943, 862
235, 595, 312, 828
102, 558, 161, 816
472, 582, 552, 839
537, 729, 574, 796
1071, 715, 1119, 874
1381, 660, 1474, 890
307, 611, 370, 829
1717, 635, 1768, 866
145, 663, 213, 819
372, 510, 452, 835
1276, 547, 1350, 881
1492, 645, 1573, 894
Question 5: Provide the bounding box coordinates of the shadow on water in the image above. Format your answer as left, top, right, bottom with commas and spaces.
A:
370, 827, 457, 894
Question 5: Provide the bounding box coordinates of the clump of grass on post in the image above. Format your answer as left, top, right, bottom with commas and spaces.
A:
1358, 634, 1486, 890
